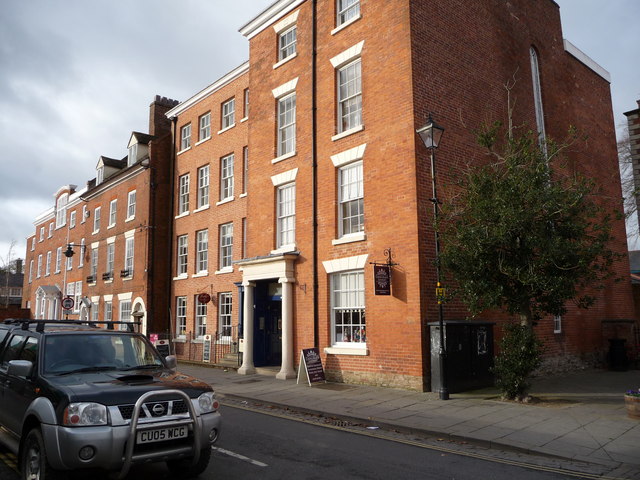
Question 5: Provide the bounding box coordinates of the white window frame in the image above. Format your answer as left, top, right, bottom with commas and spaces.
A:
90, 248, 98, 280
39, 227, 45, 242
106, 243, 115, 279
219, 223, 233, 270
339, 161, 364, 237
337, 0, 360, 26
66, 253, 73, 271
37, 255, 42, 278
177, 235, 188, 276
278, 25, 297, 61
220, 153, 234, 201
55, 194, 68, 228
119, 300, 132, 325
31, 237, 35, 251
218, 292, 233, 340
199, 112, 211, 141
278, 93, 296, 157
180, 124, 191, 151
128, 144, 138, 167
195, 297, 207, 338
243, 88, 249, 119
55, 247, 62, 273
93, 207, 101, 233
127, 190, 136, 220
48, 222, 53, 238
554, 315, 562, 334
221, 98, 235, 130
277, 183, 296, 248
104, 301, 113, 323
242, 147, 249, 194
196, 229, 209, 274
124, 236, 134, 278
178, 173, 190, 215
74, 281, 82, 313
176, 296, 187, 338
331, 269, 366, 347
29, 260, 34, 283
197, 165, 210, 209
79, 238, 85, 267
45, 251, 51, 276
337, 59, 362, 134
69, 210, 76, 228
108, 199, 117, 227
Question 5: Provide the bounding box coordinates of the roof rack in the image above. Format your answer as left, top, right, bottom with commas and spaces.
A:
9, 320, 142, 333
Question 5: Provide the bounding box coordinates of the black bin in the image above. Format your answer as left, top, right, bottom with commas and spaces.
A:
429, 321, 495, 393
608, 338, 628, 371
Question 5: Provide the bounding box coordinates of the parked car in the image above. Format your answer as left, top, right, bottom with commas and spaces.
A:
0, 319, 221, 480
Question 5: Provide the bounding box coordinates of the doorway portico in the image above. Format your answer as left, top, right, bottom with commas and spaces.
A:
236, 253, 298, 379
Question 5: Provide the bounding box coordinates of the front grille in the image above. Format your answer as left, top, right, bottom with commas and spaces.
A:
118, 399, 188, 420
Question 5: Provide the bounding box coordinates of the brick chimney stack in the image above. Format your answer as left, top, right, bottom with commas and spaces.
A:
149, 95, 180, 137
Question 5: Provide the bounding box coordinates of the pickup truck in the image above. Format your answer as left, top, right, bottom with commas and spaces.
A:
0, 319, 221, 480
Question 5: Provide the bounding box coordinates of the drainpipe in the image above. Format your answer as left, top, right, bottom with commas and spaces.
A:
311, 0, 319, 349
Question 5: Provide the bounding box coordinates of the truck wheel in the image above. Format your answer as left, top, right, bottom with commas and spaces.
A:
166, 447, 211, 478
21, 428, 64, 480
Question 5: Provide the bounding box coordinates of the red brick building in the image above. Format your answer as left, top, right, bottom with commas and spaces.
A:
165, 64, 250, 362
204, 0, 634, 390
22, 96, 177, 335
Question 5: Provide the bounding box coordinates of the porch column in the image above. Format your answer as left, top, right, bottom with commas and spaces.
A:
238, 281, 256, 375
276, 278, 296, 379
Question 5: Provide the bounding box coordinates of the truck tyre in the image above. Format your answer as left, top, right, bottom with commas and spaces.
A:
166, 446, 211, 478
21, 427, 64, 480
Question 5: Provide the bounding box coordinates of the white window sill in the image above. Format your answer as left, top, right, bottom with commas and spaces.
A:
123, 276, 133, 281
177, 146, 192, 155
104, 279, 113, 284
192, 339, 205, 344
125, 216, 135, 223
324, 346, 369, 356
215, 267, 234, 275
240, 117, 248, 123
175, 211, 190, 219
192, 271, 209, 278
273, 52, 297, 70
92, 230, 100, 235
193, 205, 210, 214
173, 337, 187, 343
332, 125, 364, 142
196, 136, 211, 146
218, 124, 235, 135
331, 14, 362, 36
216, 196, 235, 206
332, 232, 366, 245
240, 193, 247, 198
107, 224, 116, 229
272, 151, 296, 164
173, 274, 188, 281
88, 282, 96, 287
271, 244, 297, 255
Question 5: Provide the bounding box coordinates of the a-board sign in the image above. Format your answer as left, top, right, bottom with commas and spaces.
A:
203, 334, 212, 363
297, 348, 326, 385
155, 339, 170, 358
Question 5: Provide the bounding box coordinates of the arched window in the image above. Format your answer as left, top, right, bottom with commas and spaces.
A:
530, 47, 546, 150
55, 193, 68, 228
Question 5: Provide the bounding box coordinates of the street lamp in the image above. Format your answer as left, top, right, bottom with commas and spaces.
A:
416, 113, 449, 400
64, 243, 86, 258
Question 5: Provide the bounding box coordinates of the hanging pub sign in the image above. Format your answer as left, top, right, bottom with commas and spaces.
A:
373, 265, 391, 296
297, 348, 326, 385
197, 293, 211, 304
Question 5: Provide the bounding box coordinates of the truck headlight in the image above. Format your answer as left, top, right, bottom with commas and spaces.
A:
198, 392, 219, 413
63, 403, 108, 426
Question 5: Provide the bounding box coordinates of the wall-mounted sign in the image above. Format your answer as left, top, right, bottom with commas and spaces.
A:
373, 265, 391, 295
297, 348, 326, 385
197, 293, 211, 304
156, 339, 170, 358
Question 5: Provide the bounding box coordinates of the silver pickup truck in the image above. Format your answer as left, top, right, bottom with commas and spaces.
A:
0, 319, 221, 480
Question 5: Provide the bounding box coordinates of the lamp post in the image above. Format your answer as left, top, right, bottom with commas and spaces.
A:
416, 114, 449, 400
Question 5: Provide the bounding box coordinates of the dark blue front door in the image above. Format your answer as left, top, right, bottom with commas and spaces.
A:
253, 282, 282, 367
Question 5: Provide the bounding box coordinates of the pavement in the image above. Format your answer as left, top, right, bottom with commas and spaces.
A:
178, 363, 640, 478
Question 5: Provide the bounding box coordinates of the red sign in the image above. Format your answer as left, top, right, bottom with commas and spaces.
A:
61, 296, 75, 310
197, 293, 211, 304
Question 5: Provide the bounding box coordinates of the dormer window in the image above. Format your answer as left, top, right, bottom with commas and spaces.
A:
128, 144, 138, 166
97, 166, 104, 185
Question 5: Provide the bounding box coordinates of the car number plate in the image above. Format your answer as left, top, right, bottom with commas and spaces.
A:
137, 426, 188, 444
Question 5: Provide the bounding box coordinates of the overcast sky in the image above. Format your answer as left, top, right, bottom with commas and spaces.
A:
1, 0, 639, 265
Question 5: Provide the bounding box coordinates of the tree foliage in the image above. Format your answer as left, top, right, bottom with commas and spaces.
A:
439, 123, 620, 327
